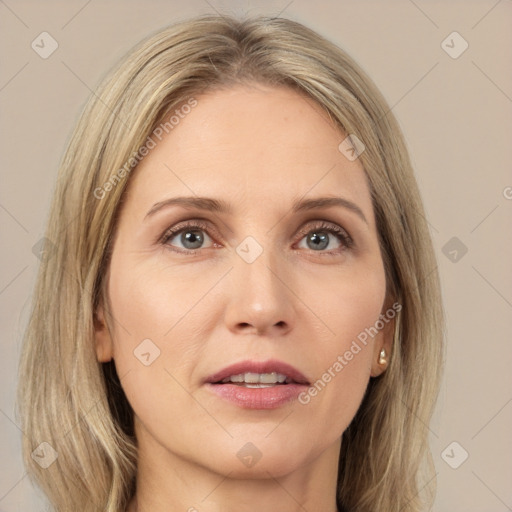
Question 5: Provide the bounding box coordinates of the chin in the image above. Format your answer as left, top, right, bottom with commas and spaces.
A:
212, 451, 309, 480
194, 432, 320, 479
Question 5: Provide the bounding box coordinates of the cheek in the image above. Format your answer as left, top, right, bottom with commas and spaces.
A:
105, 257, 205, 389
295, 258, 386, 424
107, 257, 222, 353
105, 253, 236, 397
105, 260, 213, 442
304, 254, 386, 350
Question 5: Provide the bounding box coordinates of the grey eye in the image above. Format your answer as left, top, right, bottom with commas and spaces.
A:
299, 230, 342, 251
307, 231, 328, 250
180, 230, 204, 249
166, 228, 213, 250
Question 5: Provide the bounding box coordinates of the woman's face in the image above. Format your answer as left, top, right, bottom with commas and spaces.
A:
95, 84, 392, 478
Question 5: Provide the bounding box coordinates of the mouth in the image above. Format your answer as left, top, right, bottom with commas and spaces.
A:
218, 372, 295, 388
204, 360, 310, 409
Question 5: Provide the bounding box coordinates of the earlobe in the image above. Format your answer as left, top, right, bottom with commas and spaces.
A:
94, 305, 114, 363
378, 348, 388, 365
370, 315, 395, 378
370, 351, 388, 377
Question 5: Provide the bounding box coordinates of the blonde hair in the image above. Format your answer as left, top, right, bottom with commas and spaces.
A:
18, 14, 444, 512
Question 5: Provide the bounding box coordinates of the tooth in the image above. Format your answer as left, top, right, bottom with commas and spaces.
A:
259, 372, 278, 384
244, 372, 260, 383
222, 372, 290, 385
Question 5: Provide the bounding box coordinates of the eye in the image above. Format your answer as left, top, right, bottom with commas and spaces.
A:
159, 219, 353, 255
295, 221, 353, 253
160, 220, 217, 253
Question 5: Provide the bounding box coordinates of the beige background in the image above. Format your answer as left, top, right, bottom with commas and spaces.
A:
1, 0, 511, 510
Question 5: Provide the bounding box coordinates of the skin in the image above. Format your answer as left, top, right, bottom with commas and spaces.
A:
95, 84, 393, 512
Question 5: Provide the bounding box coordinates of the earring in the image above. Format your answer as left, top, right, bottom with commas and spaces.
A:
378, 348, 387, 365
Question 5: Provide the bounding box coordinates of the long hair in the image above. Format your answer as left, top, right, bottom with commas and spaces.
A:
17, 14, 444, 512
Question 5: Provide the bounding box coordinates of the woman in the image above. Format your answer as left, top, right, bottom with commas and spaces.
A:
18, 14, 444, 512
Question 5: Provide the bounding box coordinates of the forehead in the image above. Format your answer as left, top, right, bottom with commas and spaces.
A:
124, 85, 374, 223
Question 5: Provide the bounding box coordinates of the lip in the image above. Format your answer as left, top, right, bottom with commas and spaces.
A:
204, 359, 310, 410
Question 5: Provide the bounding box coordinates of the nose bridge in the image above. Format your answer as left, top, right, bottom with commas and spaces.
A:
224, 236, 295, 333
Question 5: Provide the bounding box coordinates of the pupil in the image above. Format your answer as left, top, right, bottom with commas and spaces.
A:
308, 231, 329, 250
181, 230, 203, 249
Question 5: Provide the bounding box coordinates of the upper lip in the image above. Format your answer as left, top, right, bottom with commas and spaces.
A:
205, 359, 310, 385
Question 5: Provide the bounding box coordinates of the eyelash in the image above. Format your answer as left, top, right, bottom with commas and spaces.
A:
159, 219, 354, 256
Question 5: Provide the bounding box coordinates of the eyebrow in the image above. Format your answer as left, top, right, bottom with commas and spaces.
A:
145, 195, 368, 224
292, 196, 367, 224
145, 196, 233, 219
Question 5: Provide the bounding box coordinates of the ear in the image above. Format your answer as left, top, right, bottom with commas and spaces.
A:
94, 303, 114, 363
370, 308, 395, 378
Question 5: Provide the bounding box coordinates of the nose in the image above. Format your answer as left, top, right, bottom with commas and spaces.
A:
223, 248, 296, 337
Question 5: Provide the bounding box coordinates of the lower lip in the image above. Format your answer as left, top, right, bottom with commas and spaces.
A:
206, 383, 307, 409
